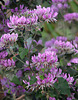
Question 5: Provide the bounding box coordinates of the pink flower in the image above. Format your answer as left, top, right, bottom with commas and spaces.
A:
49, 97, 56, 100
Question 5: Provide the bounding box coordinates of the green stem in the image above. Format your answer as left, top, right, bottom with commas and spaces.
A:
13, 94, 16, 100
9, 47, 25, 65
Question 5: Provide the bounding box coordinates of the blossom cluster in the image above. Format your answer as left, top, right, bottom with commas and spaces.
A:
0, 0, 78, 99
7, 15, 38, 29
54, 40, 74, 54
7, 5, 58, 29
45, 36, 67, 48
0, 33, 18, 48
11, 5, 27, 15
45, 36, 75, 55
67, 93, 75, 100
32, 50, 58, 71
1, 77, 26, 96
0, 0, 10, 33
73, 37, 78, 49
70, 58, 78, 64
49, 97, 56, 100
0, 10, 9, 33
52, 0, 68, 3
0, 47, 16, 70
64, 13, 78, 23
56, 36, 67, 41
0, 59, 15, 69
16, 70, 22, 78
0, 51, 8, 59
1, 0, 10, 10
34, 5, 58, 21
49, 94, 75, 100
7, 14, 31, 28
23, 67, 74, 91
51, 0, 68, 12
67, 57, 78, 66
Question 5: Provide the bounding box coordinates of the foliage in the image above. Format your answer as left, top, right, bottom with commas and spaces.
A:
0, 0, 78, 100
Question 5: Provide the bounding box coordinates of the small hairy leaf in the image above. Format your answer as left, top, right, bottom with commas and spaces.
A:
30, 76, 37, 85
54, 77, 71, 96
11, 76, 21, 85
19, 48, 28, 59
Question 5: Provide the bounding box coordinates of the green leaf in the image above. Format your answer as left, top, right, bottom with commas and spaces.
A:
60, 59, 64, 66
42, 1, 51, 7
41, 68, 45, 72
73, 54, 78, 58
35, 90, 42, 99
11, 76, 21, 85
36, 44, 44, 52
30, 76, 37, 85
69, 1, 78, 12
19, 48, 28, 59
37, 0, 42, 5
54, 77, 71, 96
40, 75, 44, 80
49, 91, 56, 97
16, 59, 24, 68
67, 68, 77, 76
75, 79, 78, 87
48, 88, 56, 97
13, 57, 16, 61
19, 47, 23, 53
32, 41, 37, 47
8, 89, 11, 94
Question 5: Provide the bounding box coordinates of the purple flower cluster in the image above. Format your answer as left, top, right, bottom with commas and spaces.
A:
1, 77, 26, 96
45, 36, 74, 55
1, 0, 10, 10
0, 49, 15, 70
64, 13, 78, 23
0, 59, 15, 68
32, 50, 58, 71
2, 19, 9, 33
51, 0, 68, 12
11, 5, 27, 15
0, 10, 9, 33
56, 36, 67, 41
34, 5, 58, 21
0, 0, 10, 33
54, 40, 74, 54
73, 37, 78, 49
45, 36, 67, 48
49, 97, 56, 100
70, 58, 78, 64
0, 51, 8, 59
52, 0, 68, 3
7, 5, 58, 29
16, 70, 22, 78
45, 38, 55, 48
45, 47, 58, 53
7, 15, 38, 29
0, 33, 18, 48
67, 93, 75, 100
23, 67, 74, 91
